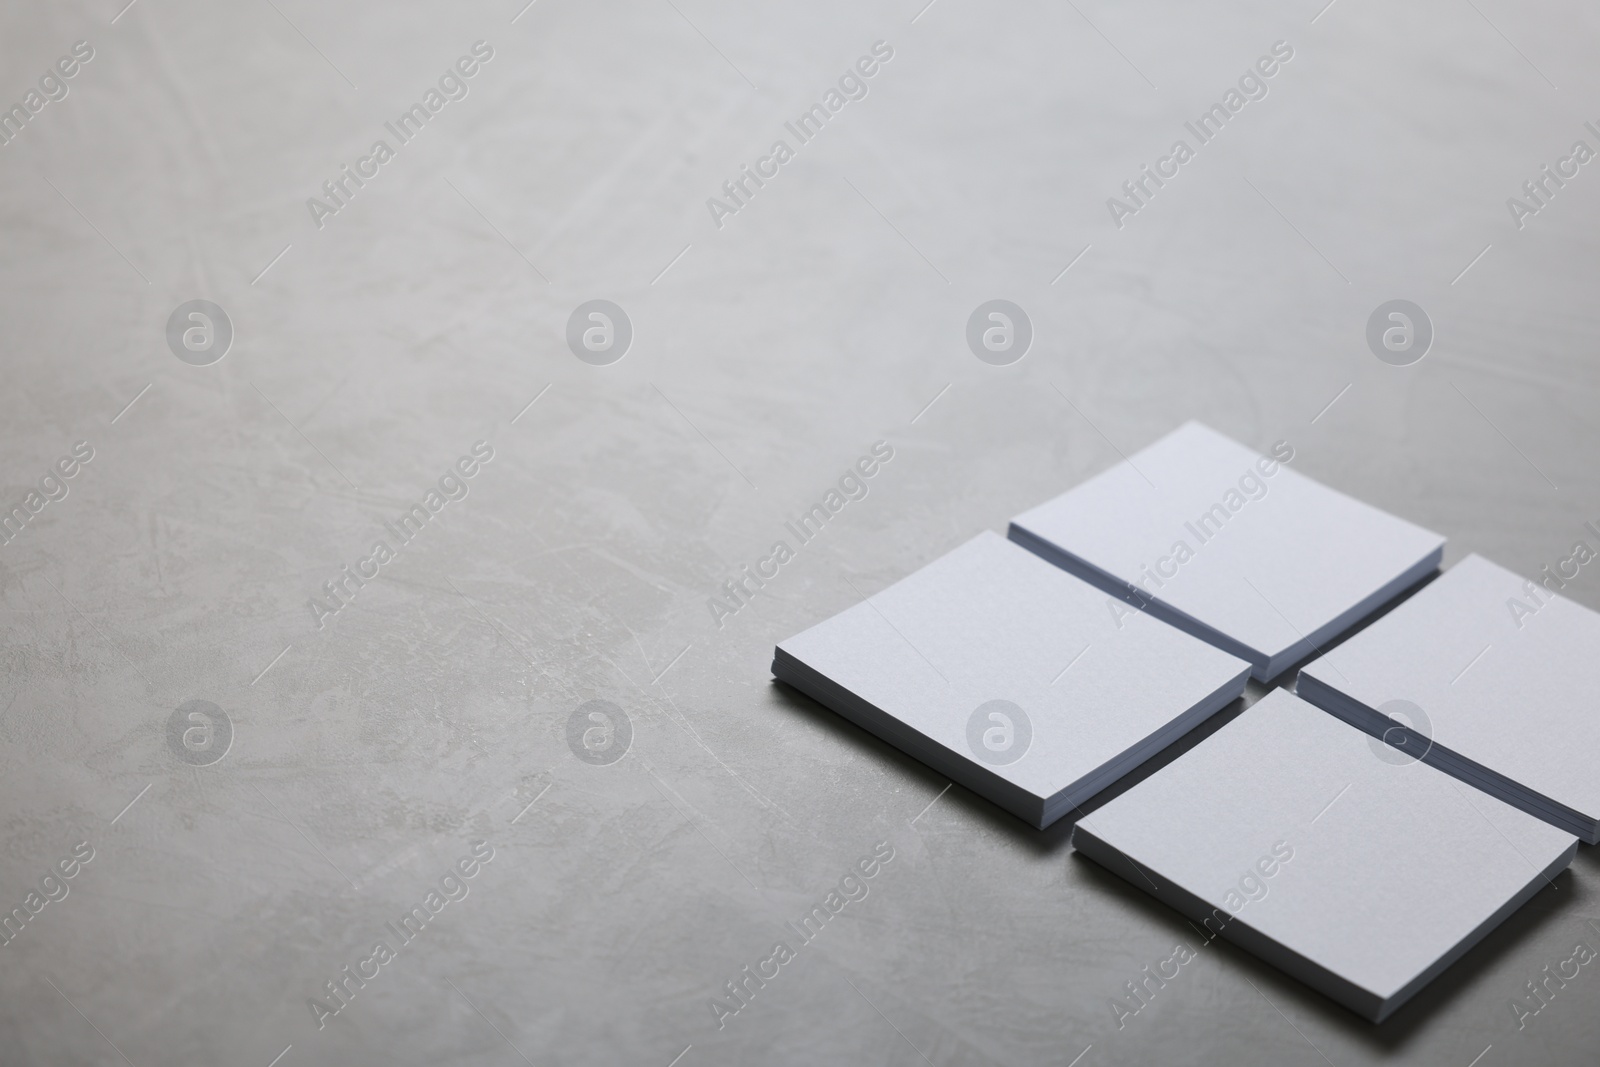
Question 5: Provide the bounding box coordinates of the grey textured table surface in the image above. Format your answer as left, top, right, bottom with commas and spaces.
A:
3, 1, 1598, 1064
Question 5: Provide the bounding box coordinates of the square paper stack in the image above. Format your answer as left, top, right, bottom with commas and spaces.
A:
1299, 553, 1600, 843
1072, 689, 1576, 1022
773, 532, 1251, 828
1009, 422, 1445, 680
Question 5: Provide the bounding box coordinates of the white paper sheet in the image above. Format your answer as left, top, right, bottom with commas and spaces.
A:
774, 532, 1250, 826
1010, 422, 1444, 679
1074, 689, 1576, 1021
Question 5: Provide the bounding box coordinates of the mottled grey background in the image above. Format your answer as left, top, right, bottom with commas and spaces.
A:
2, 0, 1598, 1064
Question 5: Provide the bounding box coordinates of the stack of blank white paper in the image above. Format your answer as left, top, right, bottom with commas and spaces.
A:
773, 532, 1251, 828
1299, 553, 1600, 843
1073, 689, 1576, 1022
1009, 422, 1445, 680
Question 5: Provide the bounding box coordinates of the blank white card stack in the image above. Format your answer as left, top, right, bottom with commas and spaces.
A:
774, 532, 1251, 828
1009, 422, 1445, 679
1299, 553, 1600, 843
1074, 690, 1576, 1022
